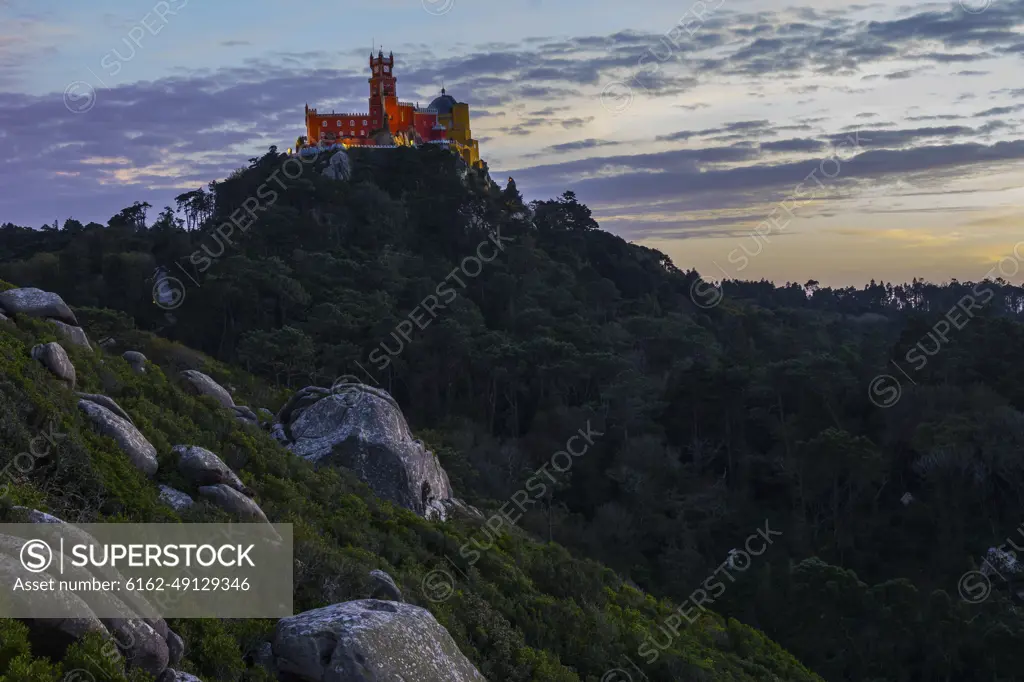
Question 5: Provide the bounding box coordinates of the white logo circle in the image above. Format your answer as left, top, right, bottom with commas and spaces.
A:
600, 81, 634, 114
959, 0, 991, 14
958, 570, 991, 603
422, 0, 455, 16
152, 276, 186, 310
64, 81, 97, 114
20, 539, 53, 573
422, 568, 455, 602
868, 374, 902, 408
689, 277, 723, 309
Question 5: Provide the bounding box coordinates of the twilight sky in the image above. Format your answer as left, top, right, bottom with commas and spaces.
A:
2, 0, 1023, 286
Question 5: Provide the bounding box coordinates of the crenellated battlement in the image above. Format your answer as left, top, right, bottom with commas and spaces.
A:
309, 112, 370, 118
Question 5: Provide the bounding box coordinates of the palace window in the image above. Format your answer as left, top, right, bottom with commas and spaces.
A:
336, 120, 341, 127
322, 121, 327, 127
363, 120, 368, 126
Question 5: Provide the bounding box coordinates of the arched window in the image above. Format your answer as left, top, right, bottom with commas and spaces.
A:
336, 120, 341, 127
322, 121, 327, 127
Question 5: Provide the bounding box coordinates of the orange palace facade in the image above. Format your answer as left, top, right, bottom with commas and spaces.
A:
298, 50, 481, 168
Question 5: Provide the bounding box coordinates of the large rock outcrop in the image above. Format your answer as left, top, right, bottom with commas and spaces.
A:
32, 341, 76, 387
76, 393, 133, 424
180, 370, 235, 408
280, 383, 455, 519
198, 484, 271, 525
49, 319, 92, 350
368, 569, 403, 602
0, 287, 78, 325
174, 444, 247, 493
78, 399, 158, 476
271, 599, 486, 682
123, 350, 148, 373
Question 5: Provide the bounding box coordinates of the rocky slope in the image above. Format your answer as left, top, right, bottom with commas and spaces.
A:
0, 281, 823, 682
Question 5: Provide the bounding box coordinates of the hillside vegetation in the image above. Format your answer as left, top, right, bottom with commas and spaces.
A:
2, 144, 1024, 680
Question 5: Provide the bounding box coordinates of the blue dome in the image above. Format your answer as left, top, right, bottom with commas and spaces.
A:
428, 91, 458, 115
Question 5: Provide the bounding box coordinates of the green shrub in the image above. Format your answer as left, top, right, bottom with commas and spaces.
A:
0, 619, 31, 673
62, 632, 153, 682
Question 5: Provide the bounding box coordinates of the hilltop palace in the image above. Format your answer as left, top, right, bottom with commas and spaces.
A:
294, 49, 482, 168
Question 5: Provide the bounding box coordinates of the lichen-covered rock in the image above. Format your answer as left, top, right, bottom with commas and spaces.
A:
271, 599, 486, 682
13, 506, 64, 523
78, 399, 158, 476
368, 569, 403, 602
233, 405, 259, 428
123, 350, 148, 373
107, 618, 170, 678
248, 641, 277, 677
234, 405, 258, 422
276, 386, 332, 428
283, 383, 455, 519
439, 497, 486, 522
0, 287, 78, 324
270, 422, 289, 444
258, 407, 275, 421
49, 318, 92, 350
180, 370, 235, 408
174, 445, 247, 493
166, 629, 185, 666
32, 341, 76, 387
198, 484, 270, 524
322, 150, 352, 181
158, 485, 194, 512
77, 393, 133, 424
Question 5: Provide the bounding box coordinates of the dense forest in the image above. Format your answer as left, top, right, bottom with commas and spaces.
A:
3, 144, 1024, 680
